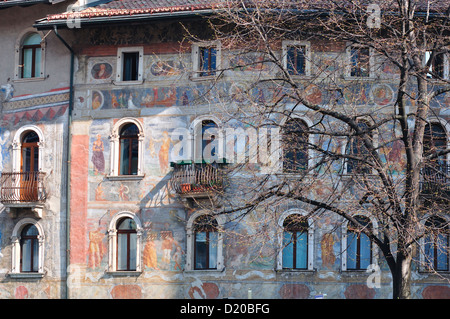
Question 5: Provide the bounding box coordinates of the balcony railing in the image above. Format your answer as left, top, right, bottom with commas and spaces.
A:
170, 163, 224, 197
0, 172, 47, 203
420, 164, 449, 197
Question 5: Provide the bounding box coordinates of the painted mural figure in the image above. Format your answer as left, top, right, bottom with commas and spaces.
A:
92, 134, 105, 175
0, 129, 10, 173
88, 228, 104, 268
143, 234, 159, 270
160, 230, 182, 269
149, 131, 176, 175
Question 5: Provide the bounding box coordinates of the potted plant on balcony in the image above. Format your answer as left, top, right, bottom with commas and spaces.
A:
180, 183, 191, 193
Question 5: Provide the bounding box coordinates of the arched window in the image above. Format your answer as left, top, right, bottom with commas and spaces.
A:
21, 131, 39, 173
11, 218, 45, 276
20, 224, 39, 272
201, 120, 218, 163
424, 216, 449, 272
346, 216, 372, 270
347, 120, 371, 174
116, 217, 137, 271
107, 212, 143, 273
20, 131, 40, 202
20, 33, 42, 79
282, 119, 309, 172
193, 214, 219, 270
282, 214, 309, 269
119, 123, 139, 175
109, 118, 144, 177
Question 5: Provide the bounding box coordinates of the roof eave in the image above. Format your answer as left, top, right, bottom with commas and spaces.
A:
34, 8, 217, 30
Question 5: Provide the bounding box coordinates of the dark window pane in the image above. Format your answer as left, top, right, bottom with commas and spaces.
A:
287, 45, 306, 75
122, 52, 139, 81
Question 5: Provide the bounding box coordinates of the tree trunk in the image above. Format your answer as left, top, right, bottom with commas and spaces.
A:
392, 251, 413, 299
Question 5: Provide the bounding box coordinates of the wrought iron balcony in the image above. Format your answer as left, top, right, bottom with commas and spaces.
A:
420, 164, 449, 199
0, 171, 47, 204
170, 162, 224, 198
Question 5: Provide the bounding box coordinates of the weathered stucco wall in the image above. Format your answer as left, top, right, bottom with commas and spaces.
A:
64, 24, 450, 299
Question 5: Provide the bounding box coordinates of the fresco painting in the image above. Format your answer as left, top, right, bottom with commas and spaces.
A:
91, 62, 113, 80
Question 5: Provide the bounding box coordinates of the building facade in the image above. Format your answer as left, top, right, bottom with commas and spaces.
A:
0, 0, 448, 299
0, 0, 76, 298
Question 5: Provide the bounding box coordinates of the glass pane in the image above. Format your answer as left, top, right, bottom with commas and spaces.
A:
21, 239, 32, 272
195, 232, 207, 269
120, 124, 139, 137
209, 232, 218, 269
347, 232, 357, 269
118, 218, 136, 230
360, 234, 372, 269
23, 225, 39, 236
117, 233, 128, 270
200, 47, 216, 76
122, 52, 139, 81
32, 239, 39, 271
23, 33, 41, 46
120, 139, 130, 175
424, 237, 434, 267
23, 48, 33, 78
287, 46, 305, 75
130, 139, 138, 175
296, 231, 308, 269
202, 120, 218, 161
282, 231, 294, 268
436, 233, 449, 271
34, 48, 41, 77
22, 147, 32, 172
129, 233, 137, 270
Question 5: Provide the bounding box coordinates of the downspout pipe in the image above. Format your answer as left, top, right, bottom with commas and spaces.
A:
53, 25, 74, 300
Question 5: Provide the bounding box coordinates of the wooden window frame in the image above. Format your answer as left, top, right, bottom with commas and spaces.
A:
116, 218, 137, 271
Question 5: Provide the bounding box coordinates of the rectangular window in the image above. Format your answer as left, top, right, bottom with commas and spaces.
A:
426, 51, 445, 79
287, 45, 306, 75
282, 231, 308, 269
122, 52, 139, 81
199, 46, 217, 77
119, 138, 138, 175
194, 231, 218, 269
350, 46, 370, 77
116, 47, 143, 83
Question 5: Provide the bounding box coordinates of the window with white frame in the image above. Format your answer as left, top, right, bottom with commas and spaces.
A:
276, 209, 314, 271
191, 42, 221, 79
116, 47, 143, 83
185, 212, 224, 271
109, 118, 144, 178
191, 116, 224, 163
107, 212, 143, 273
10, 218, 45, 277
282, 41, 311, 76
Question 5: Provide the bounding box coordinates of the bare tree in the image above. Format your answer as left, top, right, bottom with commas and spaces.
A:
179, 0, 450, 299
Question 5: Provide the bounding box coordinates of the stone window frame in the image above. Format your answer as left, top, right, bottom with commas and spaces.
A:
276, 209, 315, 271
108, 117, 145, 179
341, 213, 379, 271
190, 41, 222, 81
107, 211, 143, 274
185, 211, 225, 272
10, 218, 45, 278
115, 46, 144, 85
281, 40, 312, 77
